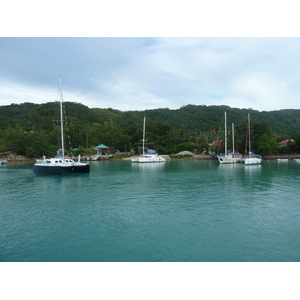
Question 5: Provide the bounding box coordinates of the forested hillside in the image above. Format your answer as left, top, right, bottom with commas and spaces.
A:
1, 102, 300, 157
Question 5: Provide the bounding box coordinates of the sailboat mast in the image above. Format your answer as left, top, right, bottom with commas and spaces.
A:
248, 113, 251, 158
232, 123, 235, 153
244, 117, 248, 156
224, 111, 227, 155
142, 117, 145, 156
59, 76, 65, 159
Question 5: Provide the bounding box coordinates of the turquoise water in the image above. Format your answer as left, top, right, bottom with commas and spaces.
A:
1, 160, 300, 262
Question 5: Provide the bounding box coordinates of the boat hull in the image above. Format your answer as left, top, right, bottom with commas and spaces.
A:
244, 157, 262, 165
131, 155, 166, 163
217, 156, 242, 164
33, 164, 90, 175
33, 165, 63, 175
72, 164, 90, 173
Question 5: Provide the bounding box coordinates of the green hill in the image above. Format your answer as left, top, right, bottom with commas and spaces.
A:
1, 102, 300, 157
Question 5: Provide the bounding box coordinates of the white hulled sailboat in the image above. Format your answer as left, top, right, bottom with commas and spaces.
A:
217, 111, 242, 164
244, 113, 262, 165
131, 117, 166, 163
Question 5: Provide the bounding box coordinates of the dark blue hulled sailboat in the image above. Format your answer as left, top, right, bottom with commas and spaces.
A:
33, 77, 90, 175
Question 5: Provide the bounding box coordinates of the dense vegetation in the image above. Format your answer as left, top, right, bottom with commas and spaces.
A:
1, 102, 300, 158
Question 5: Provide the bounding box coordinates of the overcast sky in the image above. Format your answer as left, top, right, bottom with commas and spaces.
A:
1, 2, 300, 113
1, 37, 300, 112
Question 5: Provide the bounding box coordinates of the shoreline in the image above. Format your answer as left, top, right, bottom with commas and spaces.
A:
4, 154, 300, 163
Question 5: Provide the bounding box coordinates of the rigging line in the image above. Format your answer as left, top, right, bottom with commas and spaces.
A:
58, 77, 72, 152
62, 101, 73, 151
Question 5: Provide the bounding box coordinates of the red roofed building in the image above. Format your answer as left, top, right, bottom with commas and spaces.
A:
278, 139, 295, 146
210, 140, 222, 147
209, 140, 223, 155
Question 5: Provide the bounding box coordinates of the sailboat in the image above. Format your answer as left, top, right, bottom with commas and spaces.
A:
244, 113, 262, 165
33, 77, 90, 175
131, 117, 166, 163
217, 111, 242, 164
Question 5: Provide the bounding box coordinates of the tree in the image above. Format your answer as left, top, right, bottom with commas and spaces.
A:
293, 133, 300, 153
234, 117, 277, 155
1, 125, 26, 154
256, 133, 278, 155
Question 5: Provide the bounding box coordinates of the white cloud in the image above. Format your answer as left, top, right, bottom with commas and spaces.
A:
1, 37, 300, 111
0, 81, 56, 105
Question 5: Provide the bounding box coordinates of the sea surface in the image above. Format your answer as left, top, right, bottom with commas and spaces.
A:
1, 159, 300, 262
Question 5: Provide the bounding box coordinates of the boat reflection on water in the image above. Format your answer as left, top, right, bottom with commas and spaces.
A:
243, 163, 262, 173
